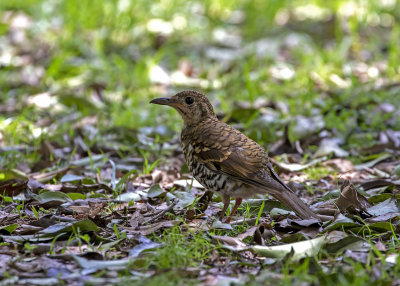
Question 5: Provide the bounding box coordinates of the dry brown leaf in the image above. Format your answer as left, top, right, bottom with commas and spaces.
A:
336, 181, 372, 215
253, 222, 276, 245
236, 226, 258, 241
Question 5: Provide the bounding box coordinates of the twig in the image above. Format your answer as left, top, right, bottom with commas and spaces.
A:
145, 199, 178, 224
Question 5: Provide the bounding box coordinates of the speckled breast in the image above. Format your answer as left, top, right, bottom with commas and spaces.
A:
181, 142, 228, 193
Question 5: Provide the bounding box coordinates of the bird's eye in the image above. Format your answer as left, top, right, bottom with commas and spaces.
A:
185, 96, 194, 105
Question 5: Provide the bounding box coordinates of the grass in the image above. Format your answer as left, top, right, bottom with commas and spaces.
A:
133, 225, 219, 271
132, 226, 400, 286
1, 1, 399, 137
303, 165, 334, 180
120, 271, 198, 286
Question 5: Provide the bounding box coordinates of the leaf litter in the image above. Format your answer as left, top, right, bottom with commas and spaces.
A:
1, 137, 399, 285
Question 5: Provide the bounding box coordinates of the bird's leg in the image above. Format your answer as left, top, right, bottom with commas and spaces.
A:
225, 198, 243, 223
220, 195, 231, 221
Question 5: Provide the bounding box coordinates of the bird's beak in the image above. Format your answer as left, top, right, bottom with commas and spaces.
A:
150, 97, 174, 105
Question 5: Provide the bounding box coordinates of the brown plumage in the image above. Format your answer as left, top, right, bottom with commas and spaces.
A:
150, 90, 319, 222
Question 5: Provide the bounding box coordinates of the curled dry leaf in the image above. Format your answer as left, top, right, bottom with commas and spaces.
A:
336, 181, 372, 216
253, 222, 276, 245
236, 226, 258, 241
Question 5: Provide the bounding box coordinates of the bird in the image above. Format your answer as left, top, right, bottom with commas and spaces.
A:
150, 90, 319, 222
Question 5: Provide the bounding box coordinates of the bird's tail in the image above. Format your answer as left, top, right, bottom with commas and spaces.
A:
265, 162, 319, 220
271, 189, 319, 220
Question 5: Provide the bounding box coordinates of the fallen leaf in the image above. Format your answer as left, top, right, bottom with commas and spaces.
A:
129, 236, 161, 258
39, 219, 99, 237
364, 212, 400, 223
314, 138, 349, 158
323, 214, 361, 232
0, 224, 18, 234
116, 192, 142, 202
253, 223, 276, 245
323, 231, 365, 254
336, 182, 372, 215
344, 250, 369, 264
211, 220, 233, 230
252, 236, 326, 261
211, 235, 248, 251
34, 191, 72, 204
173, 179, 204, 189
272, 157, 327, 172
60, 174, 84, 183
146, 184, 165, 198
236, 226, 258, 240
73, 255, 132, 270
367, 198, 400, 216
355, 153, 392, 171
171, 191, 196, 210
385, 253, 398, 264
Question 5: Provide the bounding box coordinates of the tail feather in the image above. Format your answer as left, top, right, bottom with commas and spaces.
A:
271, 189, 319, 220
266, 162, 318, 220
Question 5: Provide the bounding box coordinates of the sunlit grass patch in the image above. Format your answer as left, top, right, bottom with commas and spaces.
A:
302, 165, 334, 180
141, 226, 215, 270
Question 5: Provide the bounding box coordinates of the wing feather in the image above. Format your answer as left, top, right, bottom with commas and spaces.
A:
190, 121, 287, 191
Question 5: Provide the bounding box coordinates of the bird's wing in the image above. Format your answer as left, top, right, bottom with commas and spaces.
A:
191, 122, 287, 192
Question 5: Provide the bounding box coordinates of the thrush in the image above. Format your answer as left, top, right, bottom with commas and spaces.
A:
150, 90, 319, 222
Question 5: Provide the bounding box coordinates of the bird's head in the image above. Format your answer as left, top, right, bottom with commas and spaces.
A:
150, 90, 217, 125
